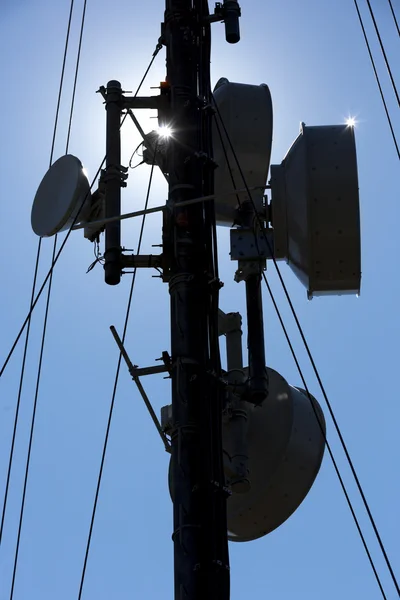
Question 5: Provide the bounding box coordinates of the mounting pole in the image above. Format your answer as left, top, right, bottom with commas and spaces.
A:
104, 80, 122, 285
245, 271, 268, 403
236, 202, 269, 404
164, 1, 233, 599
218, 310, 243, 371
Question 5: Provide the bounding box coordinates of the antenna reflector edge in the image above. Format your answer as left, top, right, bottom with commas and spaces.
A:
31, 154, 91, 237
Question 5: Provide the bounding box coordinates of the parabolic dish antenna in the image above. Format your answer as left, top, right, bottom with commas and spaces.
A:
31, 154, 91, 237
167, 367, 326, 542
270, 123, 361, 298
212, 78, 273, 226
224, 368, 326, 542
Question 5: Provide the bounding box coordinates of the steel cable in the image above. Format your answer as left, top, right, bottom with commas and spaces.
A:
66, 0, 88, 152
364, 0, 399, 106
75, 46, 162, 598
77, 146, 158, 600
5, 16, 162, 600
0, 43, 162, 379
353, 0, 400, 159
0, 0, 76, 546
0, 158, 105, 380
262, 273, 388, 599
387, 0, 400, 36
7, 1, 88, 597
212, 98, 399, 597
8, 239, 58, 600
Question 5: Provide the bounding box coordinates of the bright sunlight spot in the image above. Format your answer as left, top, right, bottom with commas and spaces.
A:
157, 125, 173, 138
345, 116, 356, 128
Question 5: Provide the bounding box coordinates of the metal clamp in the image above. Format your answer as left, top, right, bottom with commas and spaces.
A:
230, 227, 273, 261
102, 164, 129, 187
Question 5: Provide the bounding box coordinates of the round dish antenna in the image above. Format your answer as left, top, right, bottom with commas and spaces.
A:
212, 78, 273, 226
167, 366, 326, 542
31, 155, 91, 237
270, 123, 361, 298
224, 367, 326, 542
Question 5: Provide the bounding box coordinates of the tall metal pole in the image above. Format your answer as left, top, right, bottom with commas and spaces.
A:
164, 1, 229, 598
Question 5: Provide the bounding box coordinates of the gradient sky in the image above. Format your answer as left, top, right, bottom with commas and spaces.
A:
0, 0, 399, 598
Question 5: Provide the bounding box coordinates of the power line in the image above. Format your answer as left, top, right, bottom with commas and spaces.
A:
77, 146, 158, 600
0, 43, 163, 381
9, 239, 58, 600
2, 40, 162, 595
262, 273, 388, 600
364, 0, 399, 106
7, 1, 88, 596
75, 44, 162, 598
0, 0, 76, 546
0, 243, 41, 545
211, 97, 400, 597
66, 0, 87, 152
353, 0, 400, 160
387, 0, 400, 36
0, 160, 104, 380
2, 40, 160, 597
49, 0, 76, 163
269, 275, 400, 596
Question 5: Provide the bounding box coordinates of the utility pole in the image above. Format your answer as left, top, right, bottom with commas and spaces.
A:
29, 0, 360, 595
163, 1, 239, 598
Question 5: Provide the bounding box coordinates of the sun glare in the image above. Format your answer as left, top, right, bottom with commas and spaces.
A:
157, 125, 172, 138
345, 116, 356, 128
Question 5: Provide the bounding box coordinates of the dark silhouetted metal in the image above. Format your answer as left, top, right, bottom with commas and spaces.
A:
164, 1, 229, 599
104, 80, 122, 285
245, 272, 268, 404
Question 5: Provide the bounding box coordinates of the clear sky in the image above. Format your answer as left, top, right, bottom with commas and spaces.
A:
0, 0, 399, 598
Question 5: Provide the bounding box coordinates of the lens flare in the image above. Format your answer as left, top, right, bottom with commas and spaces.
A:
346, 117, 356, 128
157, 125, 172, 138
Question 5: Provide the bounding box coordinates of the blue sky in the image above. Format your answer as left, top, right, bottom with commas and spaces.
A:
0, 0, 399, 598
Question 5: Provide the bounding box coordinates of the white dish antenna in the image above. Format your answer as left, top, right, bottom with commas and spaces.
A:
31, 154, 91, 237
224, 367, 326, 542
270, 123, 361, 298
167, 366, 325, 542
212, 78, 273, 226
